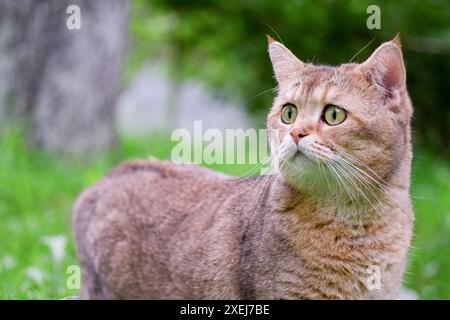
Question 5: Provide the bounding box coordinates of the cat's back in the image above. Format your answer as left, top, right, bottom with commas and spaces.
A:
73, 158, 250, 298
74, 158, 228, 223
73, 158, 233, 248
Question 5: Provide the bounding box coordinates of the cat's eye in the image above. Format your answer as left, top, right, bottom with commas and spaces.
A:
281, 103, 298, 124
323, 105, 347, 126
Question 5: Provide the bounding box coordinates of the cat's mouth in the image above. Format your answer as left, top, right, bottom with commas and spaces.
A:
285, 149, 319, 170
295, 146, 328, 163
297, 140, 337, 163
278, 135, 336, 168
296, 147, 316, 161
293, 150, 310, 162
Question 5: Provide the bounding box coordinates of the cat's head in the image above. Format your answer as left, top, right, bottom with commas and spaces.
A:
266, 36, 413, 203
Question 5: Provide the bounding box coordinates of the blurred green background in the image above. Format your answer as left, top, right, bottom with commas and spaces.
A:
0, 0, 449, 299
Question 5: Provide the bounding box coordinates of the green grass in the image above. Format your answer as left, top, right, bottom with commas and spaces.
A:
407, 152, 450, 298
0, 129, 448, 299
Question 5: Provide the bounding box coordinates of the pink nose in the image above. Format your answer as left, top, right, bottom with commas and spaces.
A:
290, 129, 309, 145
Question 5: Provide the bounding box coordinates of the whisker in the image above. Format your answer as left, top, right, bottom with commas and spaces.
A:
333, 159, 381, 214
339, 162, 382, 205
325, 159, 357, 211
348, 37, 376, 63
260, 21, 284, 44
339, 151, 391, 189
250, 87, 278, 101
233, 155, 274, 184
335, 151, 408, 216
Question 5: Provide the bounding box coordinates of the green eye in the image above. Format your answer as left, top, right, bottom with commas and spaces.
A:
281, 104, 298, 124
323, 105, 347, 126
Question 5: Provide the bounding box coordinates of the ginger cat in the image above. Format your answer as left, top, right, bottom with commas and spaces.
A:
73, 35, 414, 299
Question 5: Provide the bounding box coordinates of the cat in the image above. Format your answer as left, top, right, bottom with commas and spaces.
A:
73, 35, 414, 299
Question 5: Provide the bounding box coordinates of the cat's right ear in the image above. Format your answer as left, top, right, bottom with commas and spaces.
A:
267, 36, 304, 89
358, 35, 406, 101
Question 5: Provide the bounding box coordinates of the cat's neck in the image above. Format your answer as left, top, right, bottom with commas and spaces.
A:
239, 174, 413, 299
265, 170, 410, 225
268, 143, 413, 223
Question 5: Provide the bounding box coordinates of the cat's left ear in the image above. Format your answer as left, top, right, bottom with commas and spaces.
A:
267, 36, 304, 88
358, 35, 406, 99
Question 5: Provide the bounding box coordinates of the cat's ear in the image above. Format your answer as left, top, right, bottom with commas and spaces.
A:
267, 36, 304, 88
359, 35, 406, 99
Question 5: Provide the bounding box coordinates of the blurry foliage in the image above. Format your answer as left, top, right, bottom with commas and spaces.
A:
130, 0, 450, 155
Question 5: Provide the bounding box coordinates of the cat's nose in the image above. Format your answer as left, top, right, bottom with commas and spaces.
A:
290, 129, 309, 145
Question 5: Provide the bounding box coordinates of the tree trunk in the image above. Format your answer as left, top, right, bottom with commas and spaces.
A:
0, 0, 128, 155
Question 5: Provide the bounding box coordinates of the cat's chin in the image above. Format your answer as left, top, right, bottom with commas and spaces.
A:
293, 151, 310, 161
280, 150, 316, 169
292, 150, 320, 168
279, 153, 317, 183
278, 151, 337, 195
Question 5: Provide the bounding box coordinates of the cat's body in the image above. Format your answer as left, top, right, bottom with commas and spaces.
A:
74, 159, 412, 299
74, 36, 414, 299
